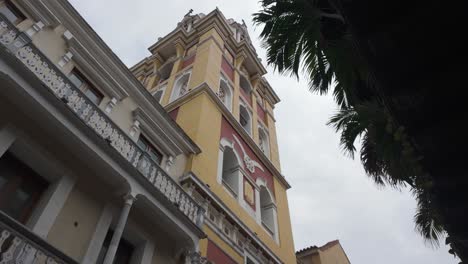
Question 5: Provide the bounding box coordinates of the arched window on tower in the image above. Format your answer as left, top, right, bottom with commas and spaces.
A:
260, 186, 276, 236
258, 126, 270, 158
170, 71, 191, 102
239, 104, 252, 135
221, 147, 240, 197
218, 75, 233, 111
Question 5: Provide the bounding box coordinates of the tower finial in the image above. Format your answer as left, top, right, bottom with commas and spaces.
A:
185, 9, 194, 17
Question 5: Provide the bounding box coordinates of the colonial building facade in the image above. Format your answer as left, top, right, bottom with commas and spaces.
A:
131, 9, 296, 264
0, 1, 296, 263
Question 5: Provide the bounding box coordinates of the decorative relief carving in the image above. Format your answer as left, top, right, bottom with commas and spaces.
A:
232, 135, 265, 173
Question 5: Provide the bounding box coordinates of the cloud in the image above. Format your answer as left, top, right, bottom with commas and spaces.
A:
68, 1, 457, 263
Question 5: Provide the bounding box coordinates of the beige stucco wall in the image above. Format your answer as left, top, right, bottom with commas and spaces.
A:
46, 185, 103, 262
319, 244, 350, 264
168, 153, 188, 179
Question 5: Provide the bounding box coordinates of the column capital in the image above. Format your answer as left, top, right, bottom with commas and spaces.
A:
123, 193, 137, 206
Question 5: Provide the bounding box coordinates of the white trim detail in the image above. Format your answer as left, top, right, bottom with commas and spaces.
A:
218, 74, 233, 111
232, 134, 264, 173
152, 84, 166, 103
105, 97, 118, 114
170, 70, 191, 102
57, 51, 73, 67
25, 21, 45, 37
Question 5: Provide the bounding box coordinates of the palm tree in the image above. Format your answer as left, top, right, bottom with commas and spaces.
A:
253, 0, 455, 259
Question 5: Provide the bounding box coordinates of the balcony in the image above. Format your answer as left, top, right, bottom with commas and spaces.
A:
0, 211, 78, 264
0, 14, 204, 228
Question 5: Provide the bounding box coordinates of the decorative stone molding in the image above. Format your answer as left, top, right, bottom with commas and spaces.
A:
182, 173, 283, 264
25, 21, 45, 37
129, 120, 140, 137
232, 135, 264, 173
62, 29, 73, 41
165, 155, 174, 171
0, 212, 78, 264
105, 97, 118, 114
57, 51, 73, 67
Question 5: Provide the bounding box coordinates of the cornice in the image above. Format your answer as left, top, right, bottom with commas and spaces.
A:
147, 9, 267, 76
165, 82, 291, 189
132, 108, 199, 156
18, 0, 201, 157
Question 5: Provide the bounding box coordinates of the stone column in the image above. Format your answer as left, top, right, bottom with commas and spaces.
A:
102, 194, 136, 264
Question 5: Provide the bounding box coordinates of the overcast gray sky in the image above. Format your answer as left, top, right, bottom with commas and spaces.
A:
68, 1, 457, 263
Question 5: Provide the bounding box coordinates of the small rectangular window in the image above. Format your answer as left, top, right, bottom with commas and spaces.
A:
69, 69, 104, 105
0, 0, 26, 25
137, 135, 163, 164
153, 87, 165, 103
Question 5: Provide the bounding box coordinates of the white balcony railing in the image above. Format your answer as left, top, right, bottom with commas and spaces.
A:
0, 14, 204, 228
0, 211, 78, 264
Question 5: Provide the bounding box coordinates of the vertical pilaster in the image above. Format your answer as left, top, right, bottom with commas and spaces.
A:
251, 75, 261, 144
233, 53, 246, 120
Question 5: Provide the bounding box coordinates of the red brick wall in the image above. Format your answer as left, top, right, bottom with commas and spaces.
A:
257, 102, 266, 123
221, 57, 234, 81
206, 240, 237, 264
168, 107, 179, 121
180, 54, 196, 69
240, 87, 252, 106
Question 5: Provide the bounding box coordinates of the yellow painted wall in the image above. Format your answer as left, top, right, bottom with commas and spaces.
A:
188, 29, 223, 91
134, 19, 296, 264
176, 91, 296, 263
46, 186, 103, 262
266, 112, 282, 170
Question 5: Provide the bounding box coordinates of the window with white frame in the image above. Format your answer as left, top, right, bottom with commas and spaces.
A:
0, 0, 26, 25
221, 147, 240, 196
260, 186, 276, 236
68, 68, 104, 106
170, 71, 191, 102
239, 103, 252, 135
258, 126, 270, 158
153, 85, 166, 103
137, 135, 163, 165
218, 75, 233, 111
